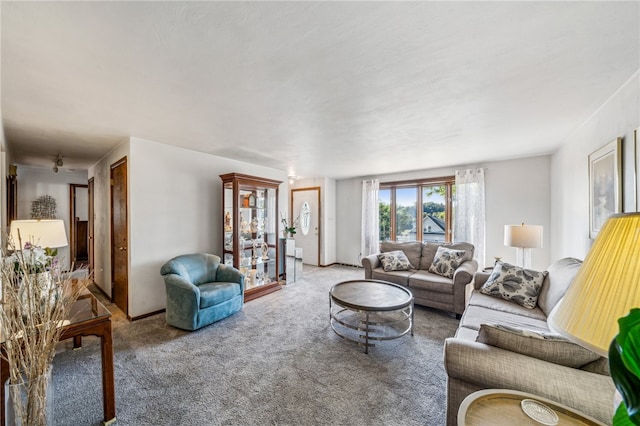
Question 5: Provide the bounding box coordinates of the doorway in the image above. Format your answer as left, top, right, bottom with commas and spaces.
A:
110, 157, 128, 315
69, 184, 89, 268
291, 187, 321, 266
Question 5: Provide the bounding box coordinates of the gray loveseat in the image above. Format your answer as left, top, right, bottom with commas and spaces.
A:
361, 241, 477, 317
443, 257, 615, 425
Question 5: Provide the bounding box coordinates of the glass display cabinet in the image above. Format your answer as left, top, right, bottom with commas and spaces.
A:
219, 173, 282, 302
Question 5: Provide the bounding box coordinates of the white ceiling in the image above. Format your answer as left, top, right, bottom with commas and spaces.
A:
2, 1, 639, 179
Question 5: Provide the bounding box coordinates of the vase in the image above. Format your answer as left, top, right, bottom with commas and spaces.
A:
20, 272, 55, 310
5, 366, 54, 426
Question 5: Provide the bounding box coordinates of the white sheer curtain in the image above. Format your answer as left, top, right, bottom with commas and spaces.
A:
454, 169, 486, 268
361, 179, 380, 258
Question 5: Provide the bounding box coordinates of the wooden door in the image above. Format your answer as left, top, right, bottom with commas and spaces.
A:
88, 177, 95, 279
291, 188, 321, 266
110, 158, 128, 315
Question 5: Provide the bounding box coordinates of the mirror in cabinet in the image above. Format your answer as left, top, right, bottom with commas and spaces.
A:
220, 173, 283, 302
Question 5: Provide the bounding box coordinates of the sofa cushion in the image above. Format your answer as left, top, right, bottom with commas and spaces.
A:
460, 304, 550, 332
420, 242, 474, 270
476, 323, 601, 368
371, 268, 413, 286
428, 246, 467, 278
199, 281, 242, 309
380, 241, 422, 271
480, 261, 548, 309
467, 292, 547, 321
377, 250, 414, 272
408, 269, 454, 293
537, 257, 582, 317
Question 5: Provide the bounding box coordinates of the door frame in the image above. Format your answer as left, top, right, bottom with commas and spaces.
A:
88, 177, 95, 281
110, 156, 128, 314
290, 187, 321, 266
69, 183, 88, 266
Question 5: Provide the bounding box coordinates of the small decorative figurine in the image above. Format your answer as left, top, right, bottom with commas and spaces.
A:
250, 217, 259, 233
224, 211, 232, 232
262, 242, 269, 260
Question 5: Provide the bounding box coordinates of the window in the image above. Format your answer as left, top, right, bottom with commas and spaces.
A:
379, 177, 455, 243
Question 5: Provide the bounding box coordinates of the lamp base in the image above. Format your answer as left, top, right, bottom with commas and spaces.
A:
515, 247, 532, 269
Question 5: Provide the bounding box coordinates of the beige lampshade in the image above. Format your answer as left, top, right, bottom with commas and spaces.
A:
9, 219, 69, 249
548, 212, 640, 357
504, 224, 543, 248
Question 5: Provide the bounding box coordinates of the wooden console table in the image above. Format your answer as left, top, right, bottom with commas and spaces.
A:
1, 290, 116, 425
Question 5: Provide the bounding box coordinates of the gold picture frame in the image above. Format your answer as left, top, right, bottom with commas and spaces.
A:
589, 137, 622, 239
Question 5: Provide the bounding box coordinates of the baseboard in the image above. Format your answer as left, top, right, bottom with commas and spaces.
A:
130, 309, 165, 321
325, 262, 362, 269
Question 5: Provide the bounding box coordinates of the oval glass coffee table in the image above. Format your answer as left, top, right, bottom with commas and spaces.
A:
329, 279, 414, 354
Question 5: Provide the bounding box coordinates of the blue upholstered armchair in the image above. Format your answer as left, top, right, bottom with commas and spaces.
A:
160, 253, 244, 331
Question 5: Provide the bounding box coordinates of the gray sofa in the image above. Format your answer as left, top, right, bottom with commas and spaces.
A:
361, 241, 477, 317
443, 257, 615, 425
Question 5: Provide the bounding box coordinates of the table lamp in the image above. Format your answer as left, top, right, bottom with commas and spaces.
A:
9, 219, 69, 251
504, 223, 543, 268
548, 212, 640, 424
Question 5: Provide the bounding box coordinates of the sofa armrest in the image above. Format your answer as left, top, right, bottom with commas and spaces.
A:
453, 260, 477, 287
473, 271, 491, 290
443, 338, 614, 425
361, 254, 381, 279
451, 260, 477, 315
216, 264, 246, 294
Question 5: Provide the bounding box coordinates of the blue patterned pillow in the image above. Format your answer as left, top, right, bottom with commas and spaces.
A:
377, 250, 414, 272
428, 246, 466, 278
480, 261, 548, 309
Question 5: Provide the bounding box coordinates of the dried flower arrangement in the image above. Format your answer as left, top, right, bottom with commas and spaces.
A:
1, 237, 86, 425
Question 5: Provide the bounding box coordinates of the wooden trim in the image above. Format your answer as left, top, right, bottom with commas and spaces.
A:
380, 175, 455, 188
88, 177, 95, 280
69, 183, 88, 266
110, 156, 127, 170
110, 156, 128, 312
219, 172, 282, 188
130, 309, 165, 321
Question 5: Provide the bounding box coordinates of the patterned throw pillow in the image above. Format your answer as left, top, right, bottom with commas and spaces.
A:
428, 246, 466, 278
377, 250, 414, 272
480, 261, 548, 309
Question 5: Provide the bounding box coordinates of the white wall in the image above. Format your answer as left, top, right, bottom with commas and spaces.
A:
336, 155, 551, 271
15, 165, 89, 270
290, 177, 337, 266
75, 187, 88, 220
91, 137, 288, 318
551, 70, 640, 260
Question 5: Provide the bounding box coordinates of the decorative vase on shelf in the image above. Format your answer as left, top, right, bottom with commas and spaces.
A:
5, 365, 54, 426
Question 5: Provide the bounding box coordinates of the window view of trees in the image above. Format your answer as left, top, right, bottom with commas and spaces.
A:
395, 188, 417, 241
379, 189, 391, 241
379, 178, 455, 243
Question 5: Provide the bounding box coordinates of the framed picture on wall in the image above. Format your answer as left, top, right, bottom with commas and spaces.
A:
588, 137, 622, 239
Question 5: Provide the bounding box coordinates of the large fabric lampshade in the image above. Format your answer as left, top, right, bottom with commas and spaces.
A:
548, 212, 640, 357
9, 219, 69, 249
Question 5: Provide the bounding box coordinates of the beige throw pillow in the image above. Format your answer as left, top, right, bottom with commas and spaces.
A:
476, 323, 600, 368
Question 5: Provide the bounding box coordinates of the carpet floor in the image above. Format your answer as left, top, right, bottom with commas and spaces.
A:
51, 265, 459, 425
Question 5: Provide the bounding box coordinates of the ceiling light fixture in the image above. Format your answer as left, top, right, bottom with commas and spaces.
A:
53, 155, 63, 173
288, 175, 297, 185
